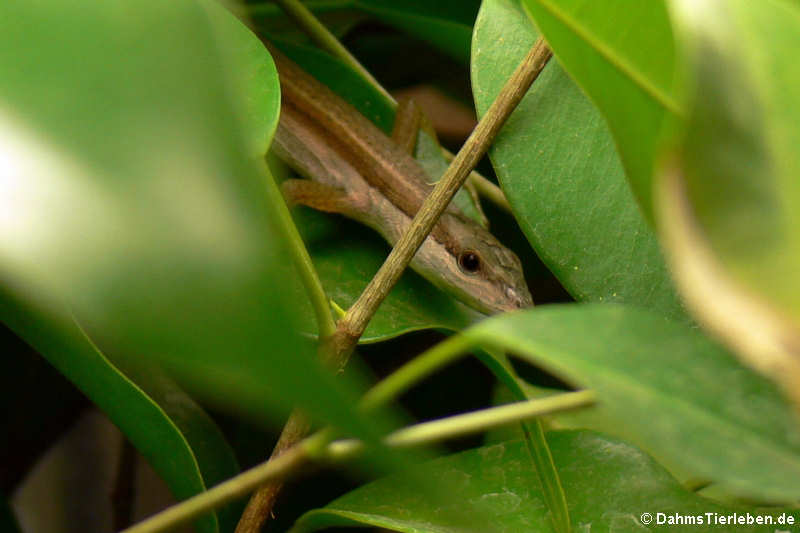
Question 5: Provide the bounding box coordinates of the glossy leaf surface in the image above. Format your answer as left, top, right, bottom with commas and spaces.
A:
472, 0, 684, 319
520, 0, 679, 214
467, 304, 800, 502
292, 431, 787, 532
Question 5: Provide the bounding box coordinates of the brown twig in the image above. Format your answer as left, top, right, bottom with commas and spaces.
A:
235, 37, 552, 533
233, 409, 310, 533
337, 38, 551, 344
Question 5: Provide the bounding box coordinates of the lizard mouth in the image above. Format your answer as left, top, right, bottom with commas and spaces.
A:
503, 286, 534, 311
478, 286, 534, 315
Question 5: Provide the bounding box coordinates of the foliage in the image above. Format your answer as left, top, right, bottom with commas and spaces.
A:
2, 0, 800, 532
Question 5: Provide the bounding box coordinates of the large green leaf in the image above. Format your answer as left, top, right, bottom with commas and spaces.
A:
520, 0, 680, 215
0, 288, 238, 533
472, 0, 684, 319
462, 304, 800, 502
292, 431, 789, 532
0, 0, 374, 446
658, 1, 800, 354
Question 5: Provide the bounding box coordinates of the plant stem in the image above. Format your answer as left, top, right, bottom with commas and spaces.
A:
336, 38, 552, 346
271, 0, 393, 103
241, 18, 550, 531
121, 391, 593, 533
234, 408, 311, 533
331, 390, 595, 456
231, 165, 336, 533
262, 163, 335, 339
480, 346, 571, 533
360, 333, 476, 411
121, 438, 313, 533
466, 168, 513, 213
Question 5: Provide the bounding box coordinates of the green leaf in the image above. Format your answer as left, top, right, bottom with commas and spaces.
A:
292, 431, 788, 532
353, 0, 480, 64
201, 0, 281, 157
489, 382, 701, 485
465, 304, 800, 502
0, 0, 372, 443
476, 349, 570, 533
0, 288, 238, 533
520, 0, 680, 215
472, 0, 684, 319
663, 0, 800, 325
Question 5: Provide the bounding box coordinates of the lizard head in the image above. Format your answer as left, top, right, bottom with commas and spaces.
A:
415, 213, 534, 315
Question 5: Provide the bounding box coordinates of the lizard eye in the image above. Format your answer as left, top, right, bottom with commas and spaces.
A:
458, 250, 482, 274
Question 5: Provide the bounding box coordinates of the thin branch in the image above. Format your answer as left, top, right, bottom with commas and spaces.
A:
234, 408, 311, 533
270, 0, 394, 103
118, 390, 593, 533
263, 164, 336, 339
467, 170, 513, 213
233, 165, 335, 533
120, 437, 313, 533
360, 333, 475, 412
240, 11, 550, 528
330, 390, 596, 456
338, 38, 552, 345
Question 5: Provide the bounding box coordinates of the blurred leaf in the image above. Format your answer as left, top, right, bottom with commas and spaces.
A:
472, 0, 684, 319
465, 304, 800, 502
657, 0, 800, 398
292, 431, 787, 532
0, 288, 238, 533
0, 0, 375, 443
519, 0, 679, 216
353, 0, 480, 64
